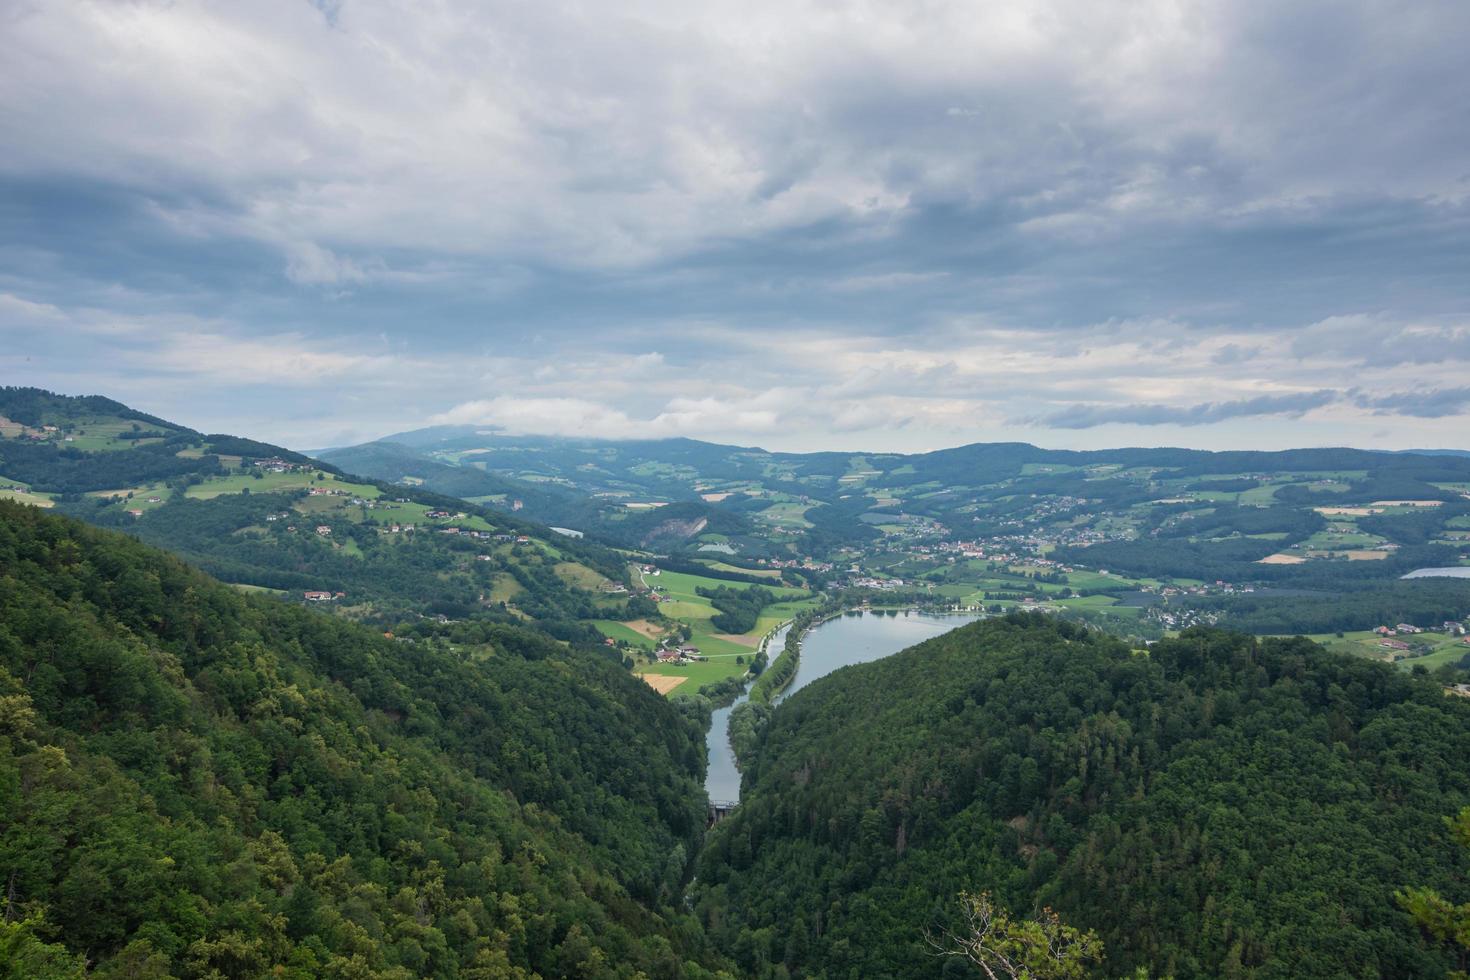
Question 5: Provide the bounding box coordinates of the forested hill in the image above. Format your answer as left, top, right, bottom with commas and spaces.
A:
0, 501, 729, 977
0, 387, 638, 630
694, 615, 1470, 978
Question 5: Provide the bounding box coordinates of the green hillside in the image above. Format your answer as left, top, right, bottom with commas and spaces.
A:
0, 500, 729, 977
0, 388, 638, 632
694, 615, 1470, 978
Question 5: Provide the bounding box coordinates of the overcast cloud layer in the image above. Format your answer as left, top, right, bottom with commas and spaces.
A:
2, 0, 1468, 452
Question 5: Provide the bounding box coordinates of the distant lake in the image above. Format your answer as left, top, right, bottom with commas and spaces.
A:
705, 610, 982, 803
1402, 566, 1470, 579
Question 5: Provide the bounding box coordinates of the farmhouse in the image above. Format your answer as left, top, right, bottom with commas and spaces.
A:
304, 591, 334, 601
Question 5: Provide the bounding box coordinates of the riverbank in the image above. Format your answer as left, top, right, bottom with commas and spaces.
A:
715, 607, 987, 798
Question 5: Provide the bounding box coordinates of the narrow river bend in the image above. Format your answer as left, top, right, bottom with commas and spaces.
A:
704, 609, 983, 803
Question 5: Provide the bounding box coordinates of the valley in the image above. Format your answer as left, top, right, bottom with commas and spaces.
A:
4, 385, 1470, 978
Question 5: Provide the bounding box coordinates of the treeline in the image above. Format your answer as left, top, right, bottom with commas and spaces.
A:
0, 436, 223, 494
725, 597, 848, 775
210, 434, 319, 464
1359, 501, 1470, 546
657, 556, 783, 586
1054, 536, 1458, 586
0, 501, 731, 977
695, 615, 1470, 978
1195, 579, 1470, 635
1154, 501, 1325, 540
0, 386, 186, 431
697, 584, 777, 634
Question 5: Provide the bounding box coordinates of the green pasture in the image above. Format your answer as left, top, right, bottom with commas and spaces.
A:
592, 620, 657, 650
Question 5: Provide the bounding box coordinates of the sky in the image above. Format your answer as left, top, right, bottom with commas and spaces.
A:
2, 0, 1469, 454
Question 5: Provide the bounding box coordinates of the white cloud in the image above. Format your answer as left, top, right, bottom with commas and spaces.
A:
4, 0, 1465, 278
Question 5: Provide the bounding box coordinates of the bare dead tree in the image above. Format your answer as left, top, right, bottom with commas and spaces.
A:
925, 891, 1103, 980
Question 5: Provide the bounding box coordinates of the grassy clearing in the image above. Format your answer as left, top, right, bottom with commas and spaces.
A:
42, 416, 178, 452
638, 656, 748, 689
1304, 630, 1470, 670
754, 501, 813, 528
487, 574, 524, 604
699, 560, 783, 579
553, 561, 611, 590
0, 487, 55, 507
654, 569, 807, 601
592, 620, 657, 650
636, 674, 688, 694
186, 471, 374, 499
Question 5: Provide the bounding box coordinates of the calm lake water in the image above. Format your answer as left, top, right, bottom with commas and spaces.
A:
704, 610, 982, 803
1402, 566, 1470, 579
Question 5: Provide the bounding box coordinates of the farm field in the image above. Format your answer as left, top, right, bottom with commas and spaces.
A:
185, 470, 370, 499
0, 485, 55, 507
637, 654, 749, 690
646, 569, 811, 655
635, 674, 688, 694
754, 502, 813, 528
1303, 630, 1470, 670
698, 560, 783, 578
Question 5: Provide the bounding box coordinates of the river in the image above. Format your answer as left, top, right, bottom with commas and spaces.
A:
704, 609, 983, 803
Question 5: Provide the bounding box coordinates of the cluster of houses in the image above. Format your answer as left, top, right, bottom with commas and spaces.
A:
303, 591, 346, 602
1147, 606, 1222, 630
654, 643, 707, 664
1375, 621, 1469, 657
252, 457, 309, 474
756, 556, 834, 572
1376, 621, 1465, 638
845, 575, 907, 590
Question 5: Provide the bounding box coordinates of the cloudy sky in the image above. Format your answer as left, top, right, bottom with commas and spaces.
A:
3, 0, 1468, 453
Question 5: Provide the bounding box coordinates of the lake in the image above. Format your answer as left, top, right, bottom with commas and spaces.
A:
704, 609, 983, 803
1402, 566, 1470, 579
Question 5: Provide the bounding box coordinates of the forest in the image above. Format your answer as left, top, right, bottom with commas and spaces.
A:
0, 501, 732, 977
696, 585, 778, 634
694, 615, 1470, 978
